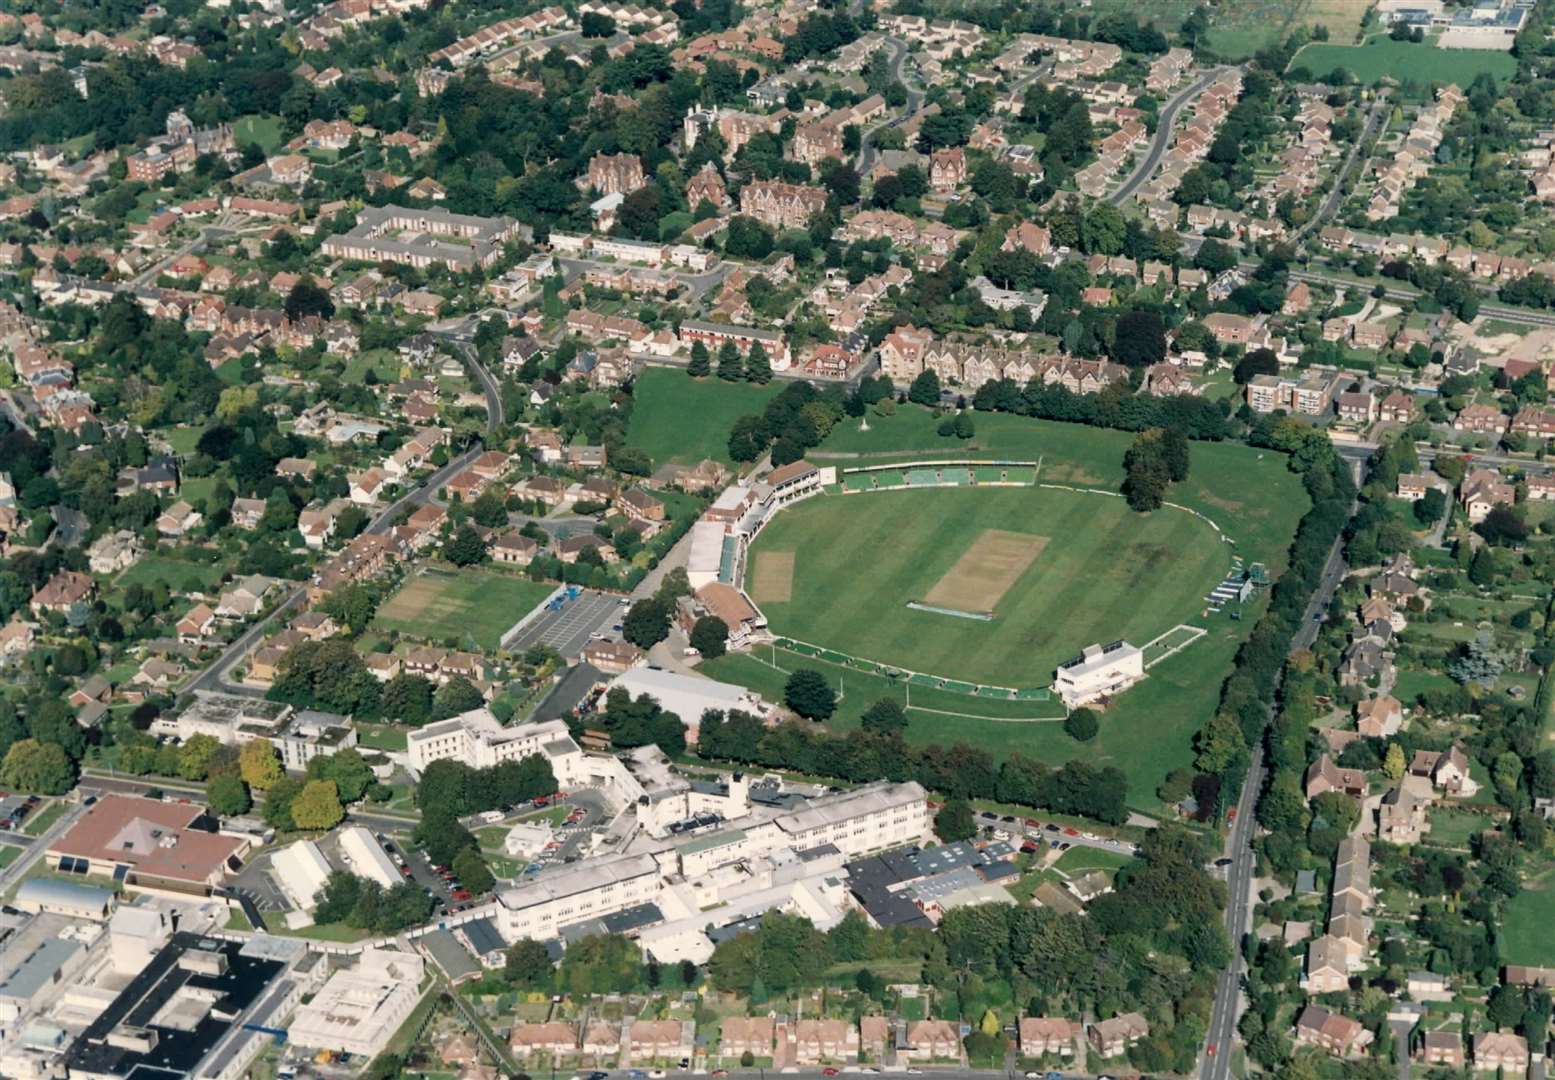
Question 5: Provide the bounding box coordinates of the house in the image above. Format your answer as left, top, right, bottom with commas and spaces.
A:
1292, 1006, 1373, 1058
580, 638, 643, 676
156, 500, 204, 538
1302, 934, 1351, 993
1017, 1017, 1079, 1058
1305, 754, 1367, 800
491, 532, 541, 567
230, 497, 267, 529
718, 1017, 774, 1060
1453, 403, 1507, 435
1355, 694, 1402, 738
1087, 1013, 1148, 1059
31, 570, 95, 615
349, 468, 390, 505
87, 529, 143, 574
859, 1018, 890, 1061
1378, 779, 1432, 843
902, 1020, 960, 1061
620, 488, 666, 523
1396, 473, 1430, 501
627, 1020, 694, 1063
1417, 1030, 1464, 1068
1378, 390, 1417, 423
1460, 468, 1514, 523
1409, 744, 1477, 797
1473, 1031, 1529, 1073
1203, 312, 1255, 345
1336, 391, 1374, 425
510, 1022, 578, 1057
790, 1019, 858, 1065
176, 603, 217, 643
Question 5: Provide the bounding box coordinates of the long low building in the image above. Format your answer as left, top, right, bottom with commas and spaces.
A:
47, 794, 250, 898
270, 839, 333, 911
406, 708, 582, 779
338, 827, 399, 890
493, 780, 930, 947
605, 667, 771, 738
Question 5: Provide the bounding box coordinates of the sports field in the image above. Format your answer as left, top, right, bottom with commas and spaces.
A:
746, 487, 1229, 687
625, 366, 781, 469
1288, 39, 1518, 85
372, 569, 555, 651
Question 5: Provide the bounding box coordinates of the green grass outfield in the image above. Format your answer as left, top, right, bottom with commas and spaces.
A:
748, 487, 1229, 687
706, 410, 1310, 811
1288, 40, 1517, 85
626, 367, 781, 469
818, 409, 1306, 575
371, 569, 556, 652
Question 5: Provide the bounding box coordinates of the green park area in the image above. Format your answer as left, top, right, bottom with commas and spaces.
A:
1289, 39, 1517, 85
625, 367, 780, 469
371, 569, 557, 652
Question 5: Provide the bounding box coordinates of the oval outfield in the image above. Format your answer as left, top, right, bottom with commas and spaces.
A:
744, 486, 1232, 689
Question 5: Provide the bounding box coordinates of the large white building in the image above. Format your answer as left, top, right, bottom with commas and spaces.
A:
492, 780, 930, 947
271, 838, 334, 910
406, 709, 583, 780
1052, 640, 1145, 708
338, 827, 400, 890
288, 949, 426, 1059
605, 667, 771, 737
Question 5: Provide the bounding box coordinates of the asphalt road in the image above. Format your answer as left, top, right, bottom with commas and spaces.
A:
1106, 68, 1227, 207
856, 37, 926, 178
1201, 452, 1364, 1078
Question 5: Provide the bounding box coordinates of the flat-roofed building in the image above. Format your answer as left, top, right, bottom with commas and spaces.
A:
496, 853, 664, 942
289, 949, 426, 1059
406, 708, 581, 782
1052, 640, 1144, 707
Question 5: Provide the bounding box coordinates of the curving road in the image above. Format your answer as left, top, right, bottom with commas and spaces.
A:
1106, 68, 1228, 207
855, 37, 927, 178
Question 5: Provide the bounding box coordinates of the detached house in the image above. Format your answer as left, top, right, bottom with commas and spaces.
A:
1087, 1013, 1149, 1059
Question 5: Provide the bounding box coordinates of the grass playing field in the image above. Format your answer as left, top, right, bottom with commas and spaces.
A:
372, 569, 557, 651
747, 487, 1229, 687
625, 366, 782, 470
706, 410, 1311, 812
1288, 39, 1518, 85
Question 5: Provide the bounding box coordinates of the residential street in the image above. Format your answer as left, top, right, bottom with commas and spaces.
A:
1106, 68, 1227, 207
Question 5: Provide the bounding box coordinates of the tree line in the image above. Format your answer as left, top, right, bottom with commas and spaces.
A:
696, 708, 1131, 824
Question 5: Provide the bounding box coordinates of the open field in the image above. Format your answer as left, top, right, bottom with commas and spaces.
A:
115, 554, 228, 593
1288, 39, 1518, 85
817, 410, 1308, 575
372, 569, 556, 651
1502, 868, 1555, 965
748, 487, 1230, 687
1107, 0, 1372, 59
233, 114, 285, 154
706, 411, 1310, 810
625, 366, 781, 469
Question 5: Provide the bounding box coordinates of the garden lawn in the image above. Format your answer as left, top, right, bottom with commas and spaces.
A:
233, 114, 286, 153
1288, 39, 1517, 85
372, 569, 557, 651
22, 801, 68, 837
1052, 845, 1134, 875
1501, 868, 1555, 965
626, 366, 782, 468
0, 845, 21, 869
114, 554, 228, 592
747, 486, 1229, 687
355, 723, 409, 752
